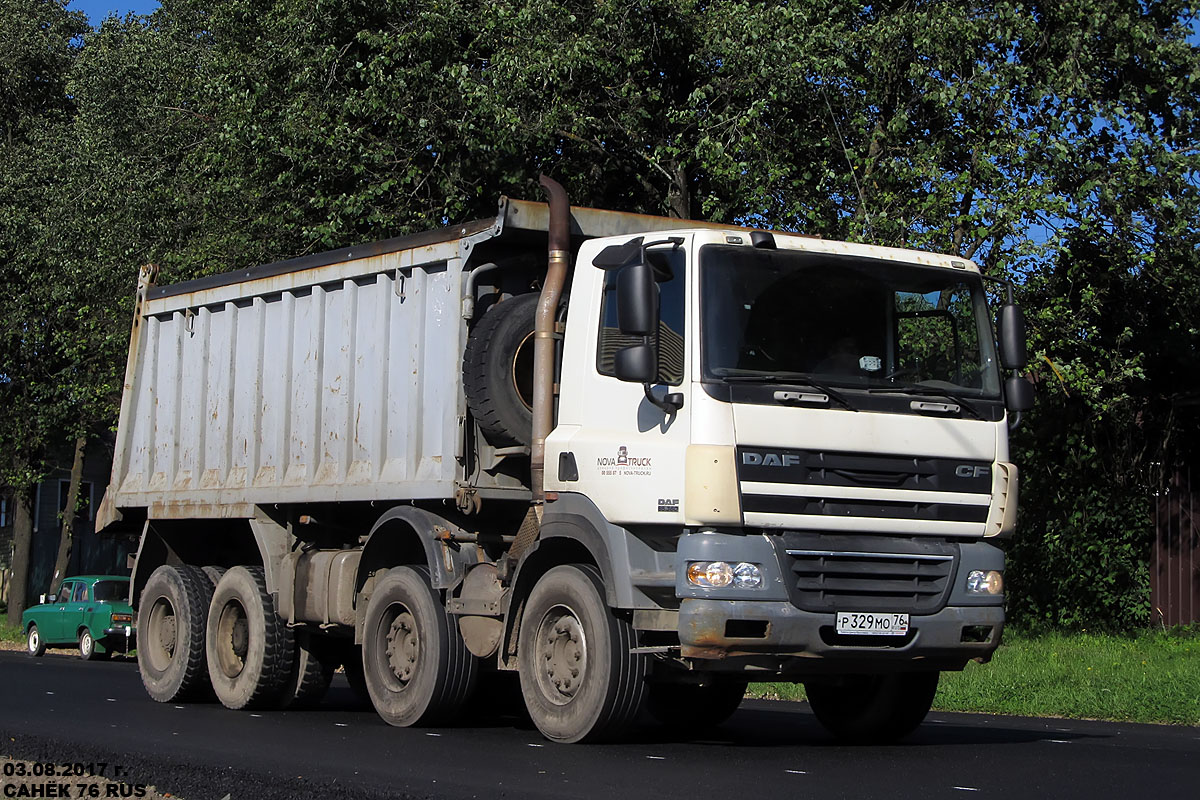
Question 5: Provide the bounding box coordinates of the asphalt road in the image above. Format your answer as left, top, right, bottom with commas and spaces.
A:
2, 650, 1197, 800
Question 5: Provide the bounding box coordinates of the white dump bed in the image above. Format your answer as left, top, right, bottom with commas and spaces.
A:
102, 230, 487, 526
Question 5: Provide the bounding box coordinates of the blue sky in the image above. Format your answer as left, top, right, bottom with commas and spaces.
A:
69, 0, 159, 26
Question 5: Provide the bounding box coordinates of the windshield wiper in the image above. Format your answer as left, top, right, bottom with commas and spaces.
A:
720, 373, 858, 412
867, 383, 983, 419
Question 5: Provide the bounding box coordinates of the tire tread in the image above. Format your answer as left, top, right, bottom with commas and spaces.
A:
462, 293, 537, 448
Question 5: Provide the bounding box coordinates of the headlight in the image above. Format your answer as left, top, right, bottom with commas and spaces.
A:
733, 562, 763, 588
687, 561, 762, 589
966, 570, 1003, 595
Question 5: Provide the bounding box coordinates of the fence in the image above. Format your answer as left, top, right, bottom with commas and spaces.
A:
1151, 465, 1198, 627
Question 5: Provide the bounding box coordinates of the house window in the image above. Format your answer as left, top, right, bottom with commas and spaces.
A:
0, 497, 8, 527
58, 480, 94, 522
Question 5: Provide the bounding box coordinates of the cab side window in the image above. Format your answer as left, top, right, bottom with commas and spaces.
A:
596, 248, 686, 385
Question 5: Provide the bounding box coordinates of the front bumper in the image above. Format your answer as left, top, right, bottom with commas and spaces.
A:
677, 599, 1003, 675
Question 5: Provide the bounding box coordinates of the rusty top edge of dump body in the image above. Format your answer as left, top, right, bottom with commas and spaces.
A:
148, 197, 778, 301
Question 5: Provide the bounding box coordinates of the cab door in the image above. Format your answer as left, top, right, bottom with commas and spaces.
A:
546, 237, 693, 525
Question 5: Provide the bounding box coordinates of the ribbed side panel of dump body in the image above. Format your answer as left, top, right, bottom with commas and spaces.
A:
109, 250, 475, 518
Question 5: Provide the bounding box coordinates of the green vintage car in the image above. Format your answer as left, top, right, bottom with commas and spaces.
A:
22, 575, 137, 660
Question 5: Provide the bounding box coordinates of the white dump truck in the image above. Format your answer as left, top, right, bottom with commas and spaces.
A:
98, 177, 1032, 743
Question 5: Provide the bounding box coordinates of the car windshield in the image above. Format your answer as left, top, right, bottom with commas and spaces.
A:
92, 581, 128, 602
699, 244, 1001, 398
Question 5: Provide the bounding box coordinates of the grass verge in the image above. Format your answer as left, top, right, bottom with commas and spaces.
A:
0, 620, 24, 645
748, 628, 1200, 726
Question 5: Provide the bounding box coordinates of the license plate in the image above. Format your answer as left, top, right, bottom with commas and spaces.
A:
835, 612, 909, 636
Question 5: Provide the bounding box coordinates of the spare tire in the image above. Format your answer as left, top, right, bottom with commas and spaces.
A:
463, 293, 538, 448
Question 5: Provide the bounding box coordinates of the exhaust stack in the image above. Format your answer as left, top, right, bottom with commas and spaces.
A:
530, 174, 571, 505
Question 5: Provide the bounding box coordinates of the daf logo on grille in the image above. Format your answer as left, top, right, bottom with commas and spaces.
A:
742, 451, 801, 467
955, 465, 990, 478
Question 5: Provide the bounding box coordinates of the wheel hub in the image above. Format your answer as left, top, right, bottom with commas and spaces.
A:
385, 609, 419, 685
214, 600, 250, 679
534, 605, 587, 705
146, 597, 178, 671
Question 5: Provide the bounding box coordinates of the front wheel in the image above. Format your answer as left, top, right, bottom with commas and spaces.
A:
362, 567, 477, 727
27, 624, 45, 657
518, 565, 647, 743
805, 671, 939, 744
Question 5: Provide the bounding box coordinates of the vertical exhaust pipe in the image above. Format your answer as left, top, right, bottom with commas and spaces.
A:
530, 174, 571, 506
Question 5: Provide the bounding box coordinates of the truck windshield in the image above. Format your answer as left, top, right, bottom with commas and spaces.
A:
699, 244, 1001, 398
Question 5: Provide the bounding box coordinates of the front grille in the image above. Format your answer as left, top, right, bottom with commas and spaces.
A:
785, 547, 956, 613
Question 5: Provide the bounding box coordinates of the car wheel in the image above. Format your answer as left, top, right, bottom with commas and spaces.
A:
137, 564, 215, 703
805, 671, 940, 744
362, 566, 478, 727
206, 566, 294, 710
79, 628, 108, 661
518, 564, 648, 743
27, 624, 46, 657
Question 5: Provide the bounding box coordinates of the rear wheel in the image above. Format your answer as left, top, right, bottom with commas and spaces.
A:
205, 566, 294, 710
518, 565, 647, 743
137, 565, 214, 702
362, 567, 478, 727
27, 624, 45, 657
805, 671, 939, 744
646, 678, 746, 729
78, 628, 108, 661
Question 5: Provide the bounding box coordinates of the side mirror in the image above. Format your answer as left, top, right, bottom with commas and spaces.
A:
616, 262, 659, 336
997, 304, 1027, 369
615, 344, 656, 383
1005, 375, 1035, 413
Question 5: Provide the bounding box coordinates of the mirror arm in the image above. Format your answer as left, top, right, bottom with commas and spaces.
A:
644, 384, 684, 413
1008, 409, 1023, 430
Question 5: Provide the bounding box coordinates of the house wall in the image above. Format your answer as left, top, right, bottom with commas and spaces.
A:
20, 439, 135, 607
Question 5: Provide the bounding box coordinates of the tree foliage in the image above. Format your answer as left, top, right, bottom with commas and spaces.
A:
1, 0, 1197, 628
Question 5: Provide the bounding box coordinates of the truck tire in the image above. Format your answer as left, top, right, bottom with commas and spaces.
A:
646, 678, 746, 729
201, 565, 227, 587
26, 624, 46, 657
805, 671, 939, 744
462, 292, 538, 448
362, 567, 478, 726
518, 564, 648, 743
137, 564, 214, 703
286, 634, 337, 708
205, 566, 295, 710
